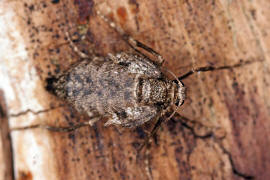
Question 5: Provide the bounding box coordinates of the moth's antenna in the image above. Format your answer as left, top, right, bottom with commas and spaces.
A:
178, 59, 260, 80
96, 9, 165, 66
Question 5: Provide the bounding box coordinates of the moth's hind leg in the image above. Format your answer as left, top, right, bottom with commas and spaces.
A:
137, 104, 175, 153
65, 31, 90, 59
137, 116, 165, 153
10, 114, 101, 132
60, 1, 92, 59
96, 9, 165, 66
10, 121, 90, 132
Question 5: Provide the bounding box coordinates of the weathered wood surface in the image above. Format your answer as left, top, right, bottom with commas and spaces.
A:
0, 0, 270, 179
0, 91, 13, 180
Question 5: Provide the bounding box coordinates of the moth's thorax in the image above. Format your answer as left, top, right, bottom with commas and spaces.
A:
138, 78, 173, 107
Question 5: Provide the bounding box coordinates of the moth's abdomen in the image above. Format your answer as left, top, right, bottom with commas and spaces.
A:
48, 59, 138, 115
46, 75, 69, 99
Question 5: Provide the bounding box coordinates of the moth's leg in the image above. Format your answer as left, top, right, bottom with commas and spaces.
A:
65, 31, 90, 59
10, 115, 101, 132
144, 141, 153, 180
178, 58, 262, 81
137, 116, 164, 153
86, 111, 102, 126
87, 116, 100, 126
10, 122, 88, 132
127, 37, 165, 66
137, 104, 174, 153
135, 130, 153, 180
104, 113, 122, 126
60, 1, 90, 59
96, 10, 165, 66
137, 112, 220, 153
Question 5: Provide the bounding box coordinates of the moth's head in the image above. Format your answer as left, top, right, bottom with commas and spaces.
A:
161, 67, 185, 108
173, 80, 185, 107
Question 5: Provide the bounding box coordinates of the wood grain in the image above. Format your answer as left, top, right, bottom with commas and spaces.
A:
1, 0, 270, 179
0, 90, 13, 180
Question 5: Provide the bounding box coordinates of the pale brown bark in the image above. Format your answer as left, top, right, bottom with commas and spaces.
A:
1, 0, 270, 179
0, 91, 13, 180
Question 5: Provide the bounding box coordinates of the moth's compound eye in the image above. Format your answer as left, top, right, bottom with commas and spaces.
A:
174, 98, 180, 106
175, 98, 184, 106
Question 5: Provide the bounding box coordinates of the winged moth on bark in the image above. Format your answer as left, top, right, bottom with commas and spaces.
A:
12, 2, 258, 139
47, 51, 185, 128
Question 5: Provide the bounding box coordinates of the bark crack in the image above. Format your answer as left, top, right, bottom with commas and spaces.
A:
177, 115, 254, 179
9, 105, 93, 132
216, 141, 254, 180
9, 105, 64, 118
176, 114, 216, 139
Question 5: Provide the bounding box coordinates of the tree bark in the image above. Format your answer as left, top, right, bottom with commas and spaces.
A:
1, 0, 270, 179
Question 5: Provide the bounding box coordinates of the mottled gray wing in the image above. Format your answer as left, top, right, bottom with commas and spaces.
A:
108, 52, 162, 78
105, 106, 158, 128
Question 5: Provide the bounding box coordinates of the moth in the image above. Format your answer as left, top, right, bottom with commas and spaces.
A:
47, 50, 185, 128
